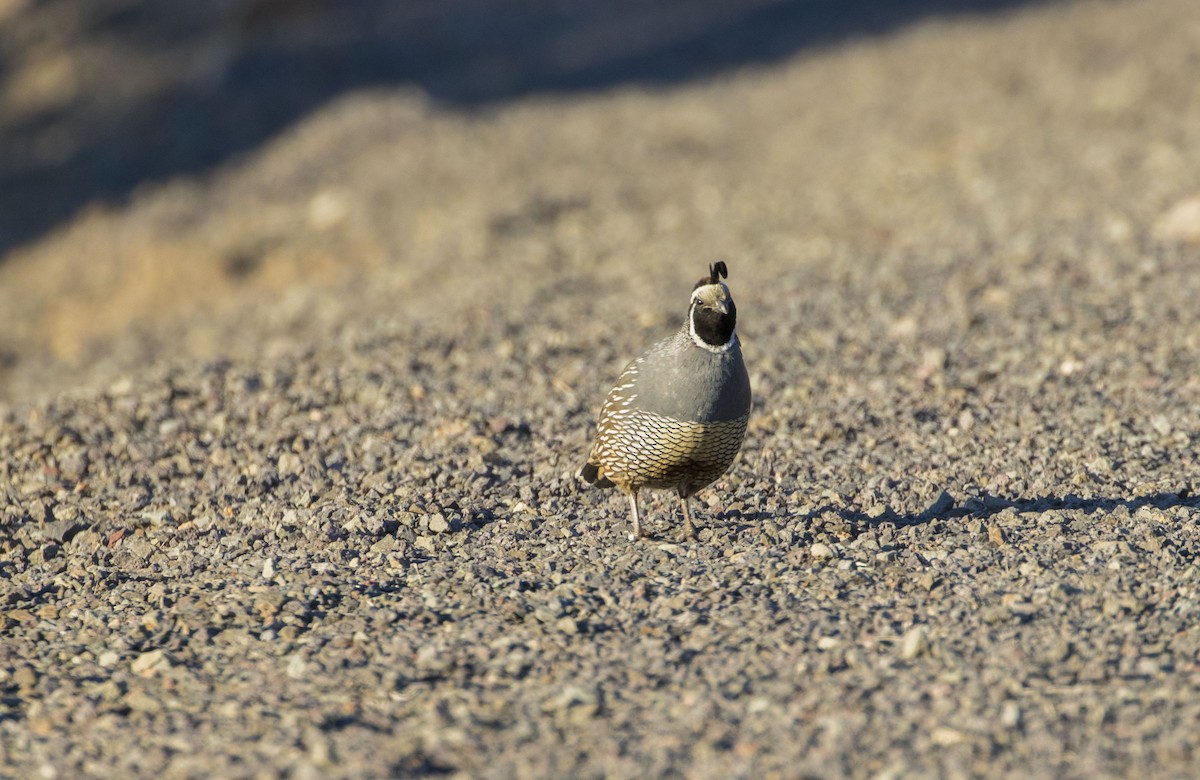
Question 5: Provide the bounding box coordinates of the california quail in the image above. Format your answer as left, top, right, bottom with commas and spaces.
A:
580, 261, 751, 540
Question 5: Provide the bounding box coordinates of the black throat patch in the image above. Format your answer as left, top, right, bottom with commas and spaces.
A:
692, 299, 737, 347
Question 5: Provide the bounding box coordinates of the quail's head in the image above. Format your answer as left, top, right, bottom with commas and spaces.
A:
689, 261, 737, 348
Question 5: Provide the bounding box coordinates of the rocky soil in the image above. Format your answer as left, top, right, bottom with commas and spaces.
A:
3, 0, 1200, 777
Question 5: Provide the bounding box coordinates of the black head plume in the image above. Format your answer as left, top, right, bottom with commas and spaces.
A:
693, 260, 730, 290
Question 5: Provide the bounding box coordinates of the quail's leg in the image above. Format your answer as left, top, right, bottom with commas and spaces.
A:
627, 491, 642, 541
678, 494, 696, 539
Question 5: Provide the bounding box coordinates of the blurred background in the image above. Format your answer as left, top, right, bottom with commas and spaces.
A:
0, 0, 1197, 402
0, 0, 1051, 252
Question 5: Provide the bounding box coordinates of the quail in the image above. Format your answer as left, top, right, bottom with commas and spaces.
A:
580, 261, 751, 540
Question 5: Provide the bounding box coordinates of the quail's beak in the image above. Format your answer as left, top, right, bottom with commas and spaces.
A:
713, 299, 729, 315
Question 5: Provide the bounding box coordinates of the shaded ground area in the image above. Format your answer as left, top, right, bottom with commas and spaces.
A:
4, 0, 1200, 777
0, 0, 1051, 256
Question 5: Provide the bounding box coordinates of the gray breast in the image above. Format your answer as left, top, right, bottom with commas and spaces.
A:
630, 332, 751, 424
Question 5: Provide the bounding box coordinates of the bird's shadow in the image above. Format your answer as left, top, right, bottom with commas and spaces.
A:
790, 487, 1198, 531
586, 482, 1198, 542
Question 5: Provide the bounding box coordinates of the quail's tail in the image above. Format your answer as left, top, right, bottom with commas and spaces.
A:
578, 460, 615, 488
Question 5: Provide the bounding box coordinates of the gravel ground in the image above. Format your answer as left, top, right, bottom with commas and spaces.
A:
4, 0, 1200, 777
